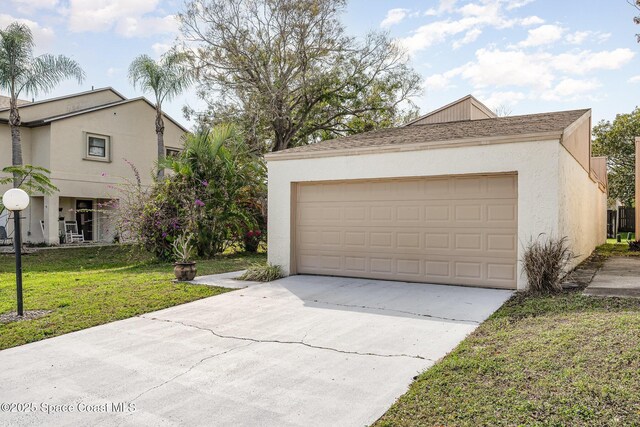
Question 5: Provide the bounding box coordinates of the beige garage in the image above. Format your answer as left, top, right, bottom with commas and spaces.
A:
294, 174, 518, 289
267, 95, 608, 290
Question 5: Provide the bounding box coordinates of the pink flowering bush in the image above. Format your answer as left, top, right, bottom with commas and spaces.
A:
243, 229, 263, 253
106, 125, 265, 260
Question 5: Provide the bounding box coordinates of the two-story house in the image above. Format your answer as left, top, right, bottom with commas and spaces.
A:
0, 87, 187, 245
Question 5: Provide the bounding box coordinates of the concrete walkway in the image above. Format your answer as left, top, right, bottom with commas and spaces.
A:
584, 257, 640, 298
187, 270, 261, 289
0, 275, 511, 427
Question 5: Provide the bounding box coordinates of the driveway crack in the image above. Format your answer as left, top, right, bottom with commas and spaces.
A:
140, 316, 430, 361
130, 341, 255, 402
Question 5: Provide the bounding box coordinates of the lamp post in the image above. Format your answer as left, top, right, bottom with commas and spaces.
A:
2, 189, 30, 316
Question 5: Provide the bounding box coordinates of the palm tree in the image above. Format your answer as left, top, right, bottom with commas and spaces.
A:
128, 51, 194, 178
0, 22, 85, 186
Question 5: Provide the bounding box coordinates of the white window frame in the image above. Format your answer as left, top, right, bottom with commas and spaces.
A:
166, 147, 182, 158
84, 133, 111, 162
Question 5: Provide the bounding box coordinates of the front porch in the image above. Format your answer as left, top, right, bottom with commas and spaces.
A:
40, 196, 115, 245
1, 195, 116, 245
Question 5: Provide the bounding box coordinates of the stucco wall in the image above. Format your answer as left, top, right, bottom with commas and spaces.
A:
0, 123, 33, 170
47, 99, 185, 198
558, 146, 607, 269
268, 139, 563, 290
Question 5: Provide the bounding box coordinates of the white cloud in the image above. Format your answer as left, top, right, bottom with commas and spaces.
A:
0, 14, 55, 47
519, 16, 544, 26
116, 15, 179, 38
423, 70, 460, 91
66, 0, 178, 37
518, 24, 564, 47
425, 0, 458, 16
456, 48, 556, 89
505, 0, 535, 10
540, 78, 601, 101
453, 28, 482, 49
482, 91, 526, 109
106, 67, 120, 77
565, 30, 611, 45
565, 31, 590, 45
431, 45, 632, 105
400, 0, 544, 53
152, 42, 173, 56
551, 48, 635, 74
10, 0, 58, 14
381, 8, 410, 28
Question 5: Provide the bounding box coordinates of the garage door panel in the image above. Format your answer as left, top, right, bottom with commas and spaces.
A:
297, 228, 516, 258
295, 174, 517, 289
297, 252, 516, 289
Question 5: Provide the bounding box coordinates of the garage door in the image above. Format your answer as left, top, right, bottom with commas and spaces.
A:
294, 174, 517, 289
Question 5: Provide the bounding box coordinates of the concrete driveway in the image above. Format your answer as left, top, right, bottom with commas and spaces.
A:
0, 275, 511, 426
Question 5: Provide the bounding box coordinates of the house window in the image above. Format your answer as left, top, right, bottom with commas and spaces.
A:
166, 148, 181, 158
85, 133, 110, 162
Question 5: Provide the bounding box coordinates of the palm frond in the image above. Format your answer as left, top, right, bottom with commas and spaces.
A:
128, 51, 194, 106
0, 23, 34, 93
20, 54, 85, 96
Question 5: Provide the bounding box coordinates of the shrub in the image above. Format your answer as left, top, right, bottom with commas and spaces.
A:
238, 263, 283, 282
522, 235, 575, 293
105, 125, 266, 260
629, 240, 640, 252
243, 229, 263, 253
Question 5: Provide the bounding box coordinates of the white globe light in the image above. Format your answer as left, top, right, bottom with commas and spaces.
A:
2, 188, 30, 211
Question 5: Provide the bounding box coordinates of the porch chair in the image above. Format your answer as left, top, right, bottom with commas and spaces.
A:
64, 221, 85, 243
0, 225, 12, 246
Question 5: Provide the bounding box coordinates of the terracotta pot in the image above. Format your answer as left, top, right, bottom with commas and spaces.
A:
174, 262, 197, 281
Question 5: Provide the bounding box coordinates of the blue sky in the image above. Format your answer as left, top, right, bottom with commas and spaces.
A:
3, 0, 640, 126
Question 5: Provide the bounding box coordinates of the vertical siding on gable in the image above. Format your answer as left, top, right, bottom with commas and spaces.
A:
560, 113, 591, 173
412, 98, 472, 125
471, 104, 494, 120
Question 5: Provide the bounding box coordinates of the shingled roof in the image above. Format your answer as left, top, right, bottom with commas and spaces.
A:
267, 109, 590, 160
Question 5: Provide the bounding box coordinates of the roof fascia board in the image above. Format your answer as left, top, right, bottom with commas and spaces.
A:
265, 131, 562, 161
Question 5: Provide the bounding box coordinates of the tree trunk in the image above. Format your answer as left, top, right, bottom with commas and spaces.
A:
156, 107, 165, 179
272, 127, 290, 152
9, 100, 23, 188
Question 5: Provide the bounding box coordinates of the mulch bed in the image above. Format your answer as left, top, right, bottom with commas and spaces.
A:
0, 310, 52, 324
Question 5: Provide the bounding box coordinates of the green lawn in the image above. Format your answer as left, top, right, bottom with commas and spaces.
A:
597, 242, 640, 257
0, 245, 265, 351
606, 232, 635, 245
376, 246, 640, 426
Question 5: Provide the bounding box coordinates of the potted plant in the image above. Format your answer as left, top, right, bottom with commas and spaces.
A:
172, 233, 197, 281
